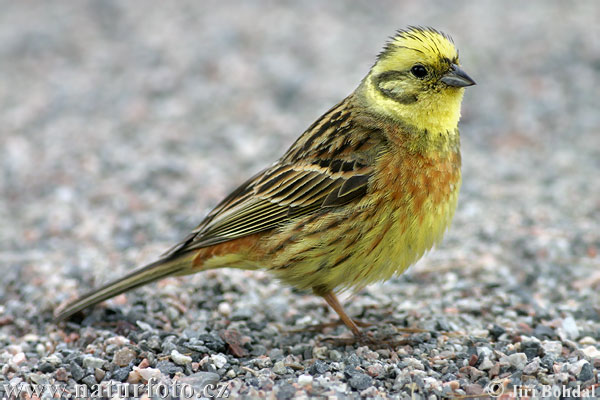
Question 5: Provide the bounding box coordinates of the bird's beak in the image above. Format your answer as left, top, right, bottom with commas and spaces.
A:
441, 64, 476, 87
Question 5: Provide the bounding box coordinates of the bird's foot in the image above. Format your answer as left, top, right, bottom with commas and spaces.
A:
289, 318, 372, 333
321, 330, 414, 349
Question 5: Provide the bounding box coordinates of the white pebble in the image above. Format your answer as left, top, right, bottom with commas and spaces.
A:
11, 352, 26, 367
83, 356, 105, 369
44, 354, 62, 365
171, 349, 192, 365
211, 354, 227, 369
561, 316, 579, 340
568, 359, 588, 376
477, 347, 493, 359
35, 344, 46, 356
523, 358, 540, 375
479, 358, 494, 370
218, 302, 232, 316
580, 336, 596, 345
135, 366, 162, 382
507, 353, 527, 370
582, 345, 600, 359
404, 357, 424, 370
542, 341, 563, 357
297, 374, 313, 385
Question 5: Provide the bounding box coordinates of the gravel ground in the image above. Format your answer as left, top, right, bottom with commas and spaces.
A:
1, 1, 600, 399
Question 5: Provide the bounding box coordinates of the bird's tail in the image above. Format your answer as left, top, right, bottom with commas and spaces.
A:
54, 252, 195, 322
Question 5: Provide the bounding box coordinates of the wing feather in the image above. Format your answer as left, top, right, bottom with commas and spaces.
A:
164, 97, 383, 255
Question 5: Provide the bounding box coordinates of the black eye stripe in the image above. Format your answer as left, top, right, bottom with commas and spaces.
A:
373, 70, 408, 84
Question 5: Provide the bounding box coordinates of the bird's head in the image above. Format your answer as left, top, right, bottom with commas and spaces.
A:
360, 27, 475, 133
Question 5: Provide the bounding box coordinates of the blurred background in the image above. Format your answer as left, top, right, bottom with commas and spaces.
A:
0, 0, 599, 395
2, 0, 598, 274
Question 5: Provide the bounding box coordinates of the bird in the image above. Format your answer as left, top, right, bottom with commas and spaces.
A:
55, 27, 475, 340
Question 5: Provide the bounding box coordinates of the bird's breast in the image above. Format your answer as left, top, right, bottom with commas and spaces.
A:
357, 145, 462, 283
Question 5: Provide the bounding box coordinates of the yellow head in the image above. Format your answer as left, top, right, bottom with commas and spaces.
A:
359, 27, 475, 133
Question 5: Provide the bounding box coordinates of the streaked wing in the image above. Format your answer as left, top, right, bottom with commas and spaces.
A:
164, 97, 381, 255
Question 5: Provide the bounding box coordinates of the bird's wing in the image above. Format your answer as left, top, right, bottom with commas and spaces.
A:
164, 99, 382, 255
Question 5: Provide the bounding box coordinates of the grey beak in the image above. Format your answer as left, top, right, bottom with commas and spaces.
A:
441, 64, 476, 87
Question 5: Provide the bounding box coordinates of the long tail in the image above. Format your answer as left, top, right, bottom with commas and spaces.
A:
54, 252, 195, 322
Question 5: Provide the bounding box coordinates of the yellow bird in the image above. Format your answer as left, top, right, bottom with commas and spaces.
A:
55, 27, 475, 339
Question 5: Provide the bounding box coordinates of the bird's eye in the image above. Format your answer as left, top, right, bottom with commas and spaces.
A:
410, 65, 428, 79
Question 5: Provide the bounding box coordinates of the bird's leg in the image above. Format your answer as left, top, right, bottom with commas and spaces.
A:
321, 291, 362, 337
320, 291, 387, 347
319, 291, 416, 349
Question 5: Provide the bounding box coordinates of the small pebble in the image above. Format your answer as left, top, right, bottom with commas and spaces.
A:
83, 356, 105, 369
156, 360, 183, 375
272, 361, 287, 375
112, 367, 131, 382
211, 354, 228, 369
329, 350, 342, 361
404, 357, 424, 370
94, 368, 105, 382
253, 355, 272, 369
55, 367, 68, 382
578, 362, 594, 382
113, 348, 136, 367
506, 353, 528, 370
581, 345, 600, 359
297, 374, 313, 386
479, 358, 494, 370
465, 383, 484, 396
29, 373, 48, 385
308, 360, 328, 375
523, 358, 540, 375
127, 370, 141, 384
218, 302, 231, 316
43, 354, 62, 365
366, 364, 385, 377
542, 341, 563, 357
70, 361, 85, 382
11, 353, 26, 367
561, 316, 579, 340
171, 349, 192, 366
312, 346, 328, 360
178, 372, 220, 392
579, 336, 596, 345
349, 373, 372, 390
231, 307, 253, 320
135, 366, 162, 382
38, 362, 55, 373
81, 375, 97, 387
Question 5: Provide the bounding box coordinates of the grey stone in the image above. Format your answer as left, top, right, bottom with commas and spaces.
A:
308, 360, 329, 375
70, 361, 85, 382
349, 373, 372, 391
82, 375, 97, 387
38, 362, 55, 373
578, 362, 594, 382
82, 356, 106, 370
112, 367, 131, 382
156, 360, 183, 376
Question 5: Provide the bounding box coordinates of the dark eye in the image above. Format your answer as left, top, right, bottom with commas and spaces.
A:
410, 65, 428, 78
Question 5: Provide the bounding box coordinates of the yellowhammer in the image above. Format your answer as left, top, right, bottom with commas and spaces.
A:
55, 27, 475, 339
